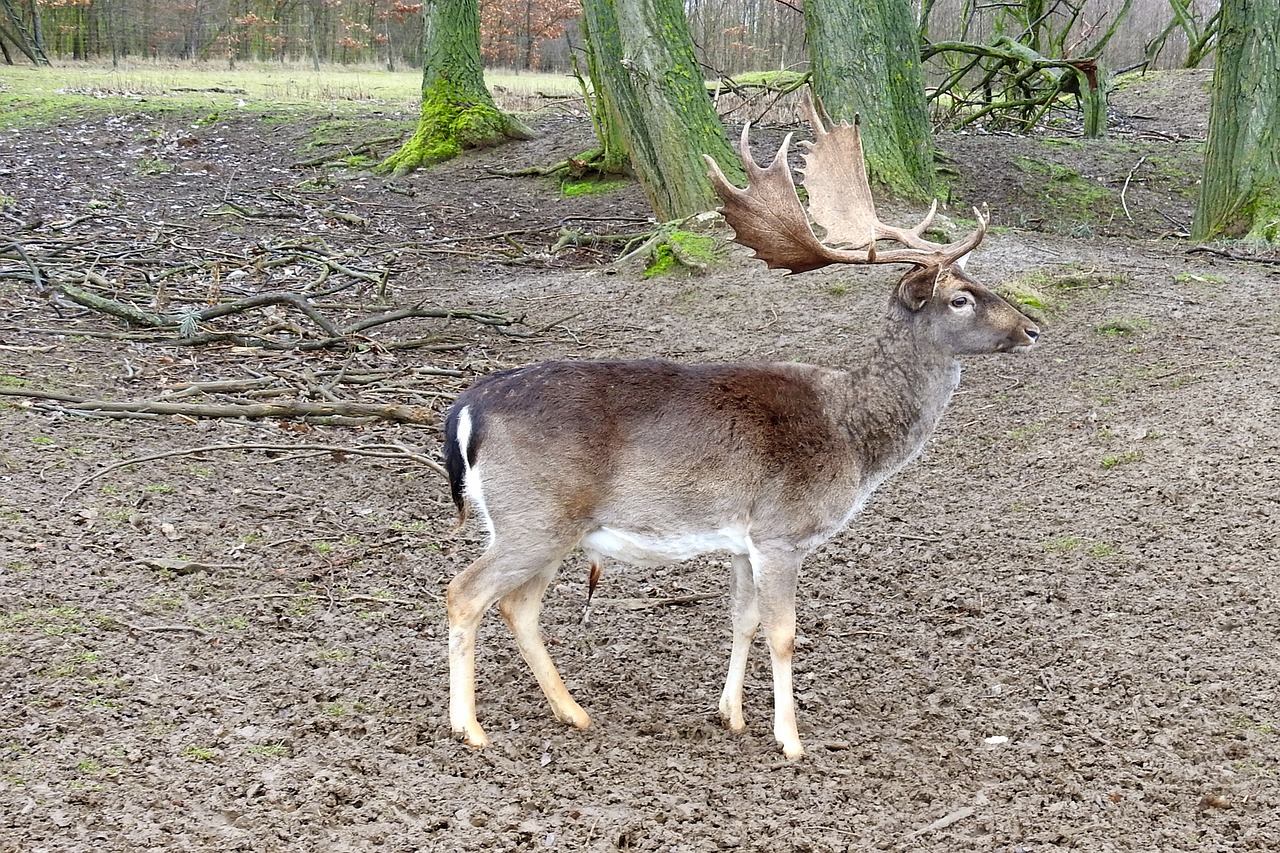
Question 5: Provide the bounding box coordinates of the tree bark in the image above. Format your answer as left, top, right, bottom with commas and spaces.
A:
1193, 0, 1280, 242
804, 0, 935, 200
580, 0, 742, 221
0, 0, 48, 64
379, 0, 534, 175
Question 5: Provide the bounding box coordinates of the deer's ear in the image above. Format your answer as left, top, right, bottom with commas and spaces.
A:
896, 266, 941, 311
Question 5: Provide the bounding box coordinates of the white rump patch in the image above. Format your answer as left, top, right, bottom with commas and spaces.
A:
455, 406, 495, 543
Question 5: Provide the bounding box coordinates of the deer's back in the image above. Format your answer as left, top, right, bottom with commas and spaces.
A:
445, 359, 864, 547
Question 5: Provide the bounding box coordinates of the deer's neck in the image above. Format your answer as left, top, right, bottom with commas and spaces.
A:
841, 314, 961, 482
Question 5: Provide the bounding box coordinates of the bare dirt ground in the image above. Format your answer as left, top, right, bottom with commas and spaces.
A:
2, 70, 1279, 851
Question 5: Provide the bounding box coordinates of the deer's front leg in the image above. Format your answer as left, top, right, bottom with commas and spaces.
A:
751, 544, 804, 760
719, 553, 759, 733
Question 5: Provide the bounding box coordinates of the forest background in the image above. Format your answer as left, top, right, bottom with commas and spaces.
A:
1, 0, 1216, 77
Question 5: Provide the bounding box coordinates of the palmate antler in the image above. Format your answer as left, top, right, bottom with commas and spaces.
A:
703, 92, 987, 275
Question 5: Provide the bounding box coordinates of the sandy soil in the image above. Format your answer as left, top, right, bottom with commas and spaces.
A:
2, 70, 1279, 851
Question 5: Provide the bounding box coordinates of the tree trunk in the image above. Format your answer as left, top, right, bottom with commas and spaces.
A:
1193, 0, 1280, 242
576, 10, 629, 176
804, 0, 935, 200
0, 0, 49, 64
580, 0, 742, 221
379, 0, 535, 176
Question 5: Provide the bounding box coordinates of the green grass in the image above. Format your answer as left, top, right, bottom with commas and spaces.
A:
1042, 535, 1084, 554
561, 177, 630, 197
1096, 318, 1151, 337
1101, 449, 1144, 469
182, 745, 219, 762
0, 60, 580, 130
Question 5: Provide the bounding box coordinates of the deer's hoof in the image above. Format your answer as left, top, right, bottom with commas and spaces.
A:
552, 700, 591, 730
780, 741, 805, 760
454, 726, 490, 749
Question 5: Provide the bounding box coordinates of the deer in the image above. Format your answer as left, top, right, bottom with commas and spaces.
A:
441, 93, 1039, 760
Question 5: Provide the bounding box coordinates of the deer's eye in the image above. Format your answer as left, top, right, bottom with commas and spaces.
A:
950, 294, 971, 309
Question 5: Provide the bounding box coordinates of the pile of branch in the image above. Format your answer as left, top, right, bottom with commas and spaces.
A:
0, 356, 483, 425
919, 0, 1136, 136
1, 235, 517, 351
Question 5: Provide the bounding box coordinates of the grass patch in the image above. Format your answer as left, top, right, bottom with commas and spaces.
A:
1002, 266, 1130, 317
1015, 155, 1113, 233
1101, 449, 1144, 469
560, 177, 630, 197
0, 60, 579, 132
1042, 535, 1083, 554
1096, 318, 1151, 337
1174, 272, 1225, 285
182, 746, 219, 762
1006, 423, 1045, 442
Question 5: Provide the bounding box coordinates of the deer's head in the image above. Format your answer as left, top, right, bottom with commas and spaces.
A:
703, 93, 1038, 357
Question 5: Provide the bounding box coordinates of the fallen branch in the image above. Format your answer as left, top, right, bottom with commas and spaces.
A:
1120, 155, 1147, 222
293, 135, 402, 168
593, 593, 719, 610
58, 440, 446, 501
1, 386, 434, 424
1187, 245, 1280, 265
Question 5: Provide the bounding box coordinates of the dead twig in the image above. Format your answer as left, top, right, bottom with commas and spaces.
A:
1188, 245, 1280, 266
1120, 155, 1147, 223
905, 806, 978, 839
2, 386, 434, 425
56, 440, 446, 502
593, 593, 719, 610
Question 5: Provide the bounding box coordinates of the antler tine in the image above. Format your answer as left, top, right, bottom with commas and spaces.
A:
799, 90, 944, 254
703, 123, 871, 274
703, 89, 991, 275
938, 205, 988, 268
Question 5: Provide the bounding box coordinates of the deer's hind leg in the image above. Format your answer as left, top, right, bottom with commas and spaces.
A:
447, 540, 574, 747
719, 553, 759, 734
498, 564, 591, 730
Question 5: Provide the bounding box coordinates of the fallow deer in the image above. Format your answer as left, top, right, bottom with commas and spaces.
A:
442, 93, 1039, 759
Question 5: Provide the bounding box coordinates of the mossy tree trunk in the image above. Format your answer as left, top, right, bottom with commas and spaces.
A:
378, 0, 534, 176
1192, 0, 1280, 243
576, 10, 629, 176
804, 0, 935, 201
580, 0, 742, 221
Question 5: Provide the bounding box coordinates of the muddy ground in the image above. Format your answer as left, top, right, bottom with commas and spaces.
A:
2, 70, 1278, 851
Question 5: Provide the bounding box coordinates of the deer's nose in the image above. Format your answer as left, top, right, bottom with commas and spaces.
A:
1025, 327, 1040, 342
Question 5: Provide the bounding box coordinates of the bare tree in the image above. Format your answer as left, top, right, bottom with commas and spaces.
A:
803, 0, 935, 199
0, 0, 50, 64
1193, 0, 1280, 243
378, 0, 534, 175
579, 0, 741, 220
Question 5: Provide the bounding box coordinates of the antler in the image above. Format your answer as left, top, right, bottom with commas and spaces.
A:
703, 91, 987, 275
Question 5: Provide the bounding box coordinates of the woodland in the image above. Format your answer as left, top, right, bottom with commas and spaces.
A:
1, 0, 1279, 849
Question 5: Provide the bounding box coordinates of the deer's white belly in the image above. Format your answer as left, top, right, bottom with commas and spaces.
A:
581, 525, 750, 566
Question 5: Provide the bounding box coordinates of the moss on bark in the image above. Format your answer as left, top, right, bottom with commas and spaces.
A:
1193, 0, 1280, 242
804, 0, 936, 201
379, 79, 533, 175
376, 0, 534, 176
581, 0, 741, 221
